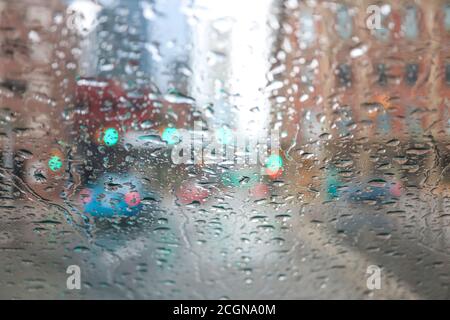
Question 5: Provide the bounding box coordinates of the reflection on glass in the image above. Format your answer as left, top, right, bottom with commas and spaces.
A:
0, 0, 449, 300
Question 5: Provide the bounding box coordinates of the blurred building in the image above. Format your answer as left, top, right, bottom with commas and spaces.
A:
268, 0, 450, 204
272, 0, 450, 146
0, 0, 78, 199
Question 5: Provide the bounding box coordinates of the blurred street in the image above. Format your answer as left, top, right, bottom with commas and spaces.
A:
0, 0, 449, 299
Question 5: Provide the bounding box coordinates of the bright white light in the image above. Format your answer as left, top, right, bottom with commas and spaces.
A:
190, 0, 274, 138
67, 0, 102, 36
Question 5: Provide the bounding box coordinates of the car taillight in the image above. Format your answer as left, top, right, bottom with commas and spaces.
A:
124, 191, 141, 207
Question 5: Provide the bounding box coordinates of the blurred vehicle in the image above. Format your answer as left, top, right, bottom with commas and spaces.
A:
347, 179, 401, 203
330, 177, 402, 204
74, 76, 199, 167
78, 173, 147, 217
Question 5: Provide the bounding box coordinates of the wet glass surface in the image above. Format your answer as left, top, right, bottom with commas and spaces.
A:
0, 0, 449, 299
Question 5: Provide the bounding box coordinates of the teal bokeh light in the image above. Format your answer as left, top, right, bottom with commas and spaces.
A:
222, 169, 260, 188
103, 128, 119, 146
48, 155, 63, 172
216, 127, 233, 145
325, 166, 341, 200
265, 154, 283, 172
162, 127, 181, 145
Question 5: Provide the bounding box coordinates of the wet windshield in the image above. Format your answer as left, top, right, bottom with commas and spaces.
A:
0, 0, 449, 299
